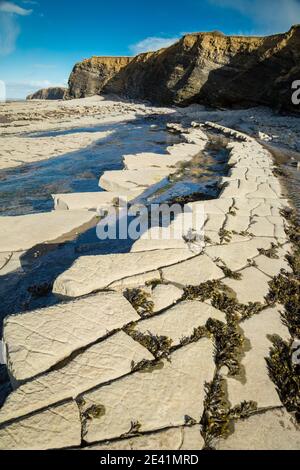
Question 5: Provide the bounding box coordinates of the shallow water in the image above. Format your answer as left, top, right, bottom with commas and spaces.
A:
0, 119, 180, 216
0, 125, 230, 323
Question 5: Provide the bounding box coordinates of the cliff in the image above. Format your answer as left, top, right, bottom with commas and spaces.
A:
68, 56, 132, 98
68, 26, 300, 113
27, 87, 67, 100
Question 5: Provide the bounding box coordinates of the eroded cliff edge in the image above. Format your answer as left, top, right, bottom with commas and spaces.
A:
27, 87, 67, 100
68, 26, 300, 113
68, 56, 132, 98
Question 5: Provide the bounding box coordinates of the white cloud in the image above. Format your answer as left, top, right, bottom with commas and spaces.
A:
0, 1, 33, 55
208, 0, 300, 32
129, 36, 180, 55
0, 1, 32, 15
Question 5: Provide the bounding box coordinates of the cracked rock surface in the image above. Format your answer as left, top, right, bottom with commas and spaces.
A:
0, 113, 299, 450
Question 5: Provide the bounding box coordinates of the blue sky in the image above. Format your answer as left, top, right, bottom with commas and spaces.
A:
1, 0, 300, 98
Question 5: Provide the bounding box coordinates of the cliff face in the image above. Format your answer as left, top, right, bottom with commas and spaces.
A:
68, 56, 132, 98
27, 87, 67, 100
68, 26, 300, 113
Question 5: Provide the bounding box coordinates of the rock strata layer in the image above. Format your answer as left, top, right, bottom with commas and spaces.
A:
68, 26, 300, 113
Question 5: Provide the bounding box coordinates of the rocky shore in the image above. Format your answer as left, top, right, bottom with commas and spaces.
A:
0, 98, 299, 449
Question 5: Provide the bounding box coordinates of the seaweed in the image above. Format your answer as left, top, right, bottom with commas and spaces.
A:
206, 318, 244, 376
183, 280, 264, 321
131, 359, 164, 374
83, 404, 106, 420
120, 421, 142, 438
266, 273, 299, 312
219, 228, 232, 244
180, 326, 210, 347
183, 280, 223, 302
145, 279, 162, 289
201, 374, 257, 448
217, 262, 243, 280
124, 288, 154, 318
258, 243, 280, 260
266, 335, 300, 422
125, 329, 173, 359
184, 415, 198, 427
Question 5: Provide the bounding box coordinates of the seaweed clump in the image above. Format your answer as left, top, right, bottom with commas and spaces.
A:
206, 318, 244, 376
201, 374, 257, 448
124, 288, 154, 318
258, 243, 280, 260
265, 207, 300, 419
183, 280, 265, 321
266, 335, 300, 422
125, 327, 173, 360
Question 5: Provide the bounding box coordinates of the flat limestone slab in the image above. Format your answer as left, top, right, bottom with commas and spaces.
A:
81, 340, 215, 443
130, 208, 205, 253
85, 426, 204, 450
255, 250, 292, 277
162, 255, 224, 287
99, 169, 171, 193
220, 181, 282, 200
223, 267, 270, 304
0, 211, 97, 252
134, 301, 225, 347
233, 198, 288, 217
226, 307, 289, 409
3, 292, 139, 383
0, 332, 153, 425
123, 153, 191, 170
53, 249, 195, 298
52, 191, 140, 211
151, 284, 184, 313
110, 270, 161, 291
216, 409, 300, 450
204, 238, 276, 271
0, 401, 81, 450
131, 233, 189, 253
224, 215, 251, 233
194, 199, 233, 215
250, 216, 287, 239
166, 143, 201, 157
